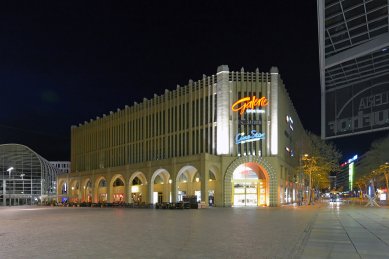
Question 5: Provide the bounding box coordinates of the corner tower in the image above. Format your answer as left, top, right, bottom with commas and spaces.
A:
216, 65, 231, 155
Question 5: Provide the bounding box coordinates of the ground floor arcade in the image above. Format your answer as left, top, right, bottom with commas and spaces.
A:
57, 154, 306, 207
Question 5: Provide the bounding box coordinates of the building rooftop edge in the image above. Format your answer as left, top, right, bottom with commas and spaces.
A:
72, 65, 280, 128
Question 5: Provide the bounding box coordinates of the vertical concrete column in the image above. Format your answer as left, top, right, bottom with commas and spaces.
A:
216, 65, 231, 155
270, 67, 279, 156
200, 156, 209, 203
215, 178, 223, 207
148, 178, 153, 204
164, 89, 169, 159
146, 164, 152, 204
221, 158, 231, 207
106, 174, 112, 203
171, 159, 177, 203
90, 173, 94, 203
78, 177, 82, 202
145, 176, 152, 204
268, 160, 279, 207
92, 181, 96, 203
189, 83, 193, 155
93, 178, 98, 203
125, 173, 130, 203
171, 180, 177, 203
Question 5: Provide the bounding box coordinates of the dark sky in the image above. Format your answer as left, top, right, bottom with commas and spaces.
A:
0, 1, 387, 161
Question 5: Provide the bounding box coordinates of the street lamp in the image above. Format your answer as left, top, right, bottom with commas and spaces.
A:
7, 167, 14, 177
7, 167, 14, 206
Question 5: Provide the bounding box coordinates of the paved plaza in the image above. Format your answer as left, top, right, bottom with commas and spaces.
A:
0, 202, 388, 259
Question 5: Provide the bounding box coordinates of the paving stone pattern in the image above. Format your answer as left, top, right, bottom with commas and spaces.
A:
0, 202, 388, 259
300, 203, 389, 259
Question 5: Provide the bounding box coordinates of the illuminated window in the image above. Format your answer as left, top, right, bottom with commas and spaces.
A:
285, 146, 294, 157
154, 175, 164, 184
98, 179, 107, 187
286, 115, 294, 131
113, 178, 124, 187
209, 171, 216, 181
132, 177, 142, 185
233, 168, 257, 180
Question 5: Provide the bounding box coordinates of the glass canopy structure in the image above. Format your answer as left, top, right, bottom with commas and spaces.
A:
318, 0, 389, 139
0, 144, 60, 206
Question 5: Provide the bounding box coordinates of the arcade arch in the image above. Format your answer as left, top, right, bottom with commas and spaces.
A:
225, 157, 277, 207
208, 168, 217, 206
150, 169, 171, 204
176, 166, 199, 202
95, 177, 108, 202
231, 163, 268, 206
58, 180, 68, 203
129, 172, 147, 204
110, 175, 125, 202
82, 179, 92, 202
69, 180, 80, 203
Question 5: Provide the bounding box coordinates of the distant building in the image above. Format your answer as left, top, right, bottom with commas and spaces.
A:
58, 65, 309, 207
50, 161, 71, 174
0, 144, 61, 206
336, 154, 361, 193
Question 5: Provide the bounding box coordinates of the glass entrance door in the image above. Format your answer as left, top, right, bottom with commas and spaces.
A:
233, 181, 258, 206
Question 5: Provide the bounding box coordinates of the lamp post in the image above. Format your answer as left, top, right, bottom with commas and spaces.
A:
7, 167, 14, 206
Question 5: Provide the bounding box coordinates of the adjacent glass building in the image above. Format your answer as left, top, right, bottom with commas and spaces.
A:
58, 65, 309, 207
317, 0, 389, 139
0, 144, 60, 206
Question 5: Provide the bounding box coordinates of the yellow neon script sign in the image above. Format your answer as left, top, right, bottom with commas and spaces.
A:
231, 96, 269, 115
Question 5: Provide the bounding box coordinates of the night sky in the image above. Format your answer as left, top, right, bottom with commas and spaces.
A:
0, 1, 387, 161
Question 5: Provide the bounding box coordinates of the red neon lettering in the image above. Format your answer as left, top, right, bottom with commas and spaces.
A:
231, 96, 268, 115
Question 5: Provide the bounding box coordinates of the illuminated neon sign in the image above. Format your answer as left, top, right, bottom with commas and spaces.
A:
340, 154, 358, 167
232, 96, 269, 115
349, 162, 354, 191
348, 154, 358, 164
246, 109, 265, 114
239, 119, 261, 125
235, 130, 265, 144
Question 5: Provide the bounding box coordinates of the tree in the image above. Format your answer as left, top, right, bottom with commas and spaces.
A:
357, 134, 389, 199
300, 132, 341, 204
377, 163, 389, 196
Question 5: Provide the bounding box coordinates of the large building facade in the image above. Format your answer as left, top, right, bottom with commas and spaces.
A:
58, 65, 308, 207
